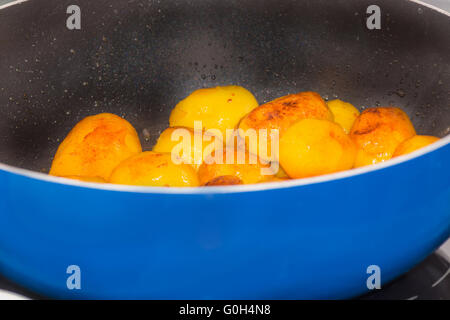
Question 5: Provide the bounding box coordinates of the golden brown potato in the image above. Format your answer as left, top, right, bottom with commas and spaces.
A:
152, 127, 222, 170
109, 151, 199, 187
205, 175, 244, 186
198, 147, 274, 185
169, 86, 259, 137
49, 113, 142, 180
238, 91, 333, 161
327, 99, 360, 134
393, 135, 439, 157
350, 107, 416, 167
239, 91, 333, 133
279, 119, 356, 179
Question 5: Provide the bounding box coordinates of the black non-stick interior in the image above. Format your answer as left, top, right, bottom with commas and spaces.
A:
0, 0, 449, 173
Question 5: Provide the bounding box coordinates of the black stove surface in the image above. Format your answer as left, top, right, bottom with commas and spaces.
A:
361, 252, 450, 300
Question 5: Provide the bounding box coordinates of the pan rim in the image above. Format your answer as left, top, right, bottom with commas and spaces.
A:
0, 135, 449, 194
0, 0, 449, 194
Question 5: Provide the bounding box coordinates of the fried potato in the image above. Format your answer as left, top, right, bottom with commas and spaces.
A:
238, 91, 333, 161
49, 113, 142, 180
205, 175, 244, 186
198, 147, 273, 185
152, 127, 222, 171
327, 99, 360, 134
109, 151, 199, 187
350, 107, 416, 167
393, 135, 439, 157
279, 119, 356, 179
169, 86, 259, 136
261, 176, 290, 183
239, 91, 333, 133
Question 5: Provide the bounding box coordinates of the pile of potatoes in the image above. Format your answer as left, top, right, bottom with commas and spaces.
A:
49, 86, 439, 187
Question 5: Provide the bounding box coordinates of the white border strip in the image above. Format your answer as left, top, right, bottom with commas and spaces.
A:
0, 0, 449, 194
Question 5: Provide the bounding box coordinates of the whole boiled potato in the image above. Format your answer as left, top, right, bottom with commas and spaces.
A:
109, 151, 199, 187
49, 113, 142, 180
393, 135, 439, 157
169, 86, 259, 137
350, 107, 416, 167
279, 119, 356, 179
152, 127, 222, 170
198, 147, 274, 185
238, 91, 333, 161
327, 99, 360, 134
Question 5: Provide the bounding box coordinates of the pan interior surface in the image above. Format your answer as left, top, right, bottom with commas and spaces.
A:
0, 0, 449, 174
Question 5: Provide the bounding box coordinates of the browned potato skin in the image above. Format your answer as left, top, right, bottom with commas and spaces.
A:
205, 176, 244, 186
350, 107, 416, 167
49, 113, 142, 180
239, 91, 333, 135
238, 92, 333, 161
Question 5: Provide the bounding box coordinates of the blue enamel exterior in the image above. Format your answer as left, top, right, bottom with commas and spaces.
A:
0, 144, 449, 299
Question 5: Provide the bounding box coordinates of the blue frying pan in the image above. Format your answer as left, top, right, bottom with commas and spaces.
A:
0, 0, 449, 299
